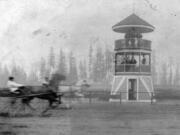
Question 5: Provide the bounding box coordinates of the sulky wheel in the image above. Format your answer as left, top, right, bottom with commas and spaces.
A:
26, 98, 51, 115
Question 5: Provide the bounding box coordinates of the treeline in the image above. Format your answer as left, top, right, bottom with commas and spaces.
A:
0, 44, 114, 87
0, 44, 179, 88
39, 45, 114, 85
152, 51, 180, 88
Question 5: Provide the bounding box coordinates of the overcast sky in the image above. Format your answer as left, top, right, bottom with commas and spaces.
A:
0, 0, 180, 70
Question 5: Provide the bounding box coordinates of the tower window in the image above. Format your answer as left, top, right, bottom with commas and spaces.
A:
115, 52, 151, 73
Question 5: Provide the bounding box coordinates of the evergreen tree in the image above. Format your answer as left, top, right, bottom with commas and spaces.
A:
105, 46, 113, 72
79, 59, 87, 80
93, 46, 105, 82
104, 46, 113, 83
47, 47, 55, 77
160, 62, 168, 87
83, 59, 87, 79
169, 66, 173, 87
3, 66, 10, 86
0, 66, 9, 87
40, 57, 46, 79
79, 60, 84, 80
174, 62, 180, 86
57, 49, 67, 76
168, 57, 173, 87
88, 44, 93, 80
68, 51, 78, 84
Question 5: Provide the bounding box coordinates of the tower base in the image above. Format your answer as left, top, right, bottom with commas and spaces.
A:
109, 75, 155, 102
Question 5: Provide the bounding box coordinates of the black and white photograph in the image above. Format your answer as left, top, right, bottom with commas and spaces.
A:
0, 0, 179, 135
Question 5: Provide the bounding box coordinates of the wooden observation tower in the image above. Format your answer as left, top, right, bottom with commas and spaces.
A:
110, 14, 155, 102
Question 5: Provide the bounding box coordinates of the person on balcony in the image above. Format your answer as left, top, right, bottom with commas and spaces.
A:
124, 55, 131, 71
130, 55, 137, 64
125, 55, 131, 64
121, 56, 126, 64
142, 55, 146, 65
129, 56, 137, 72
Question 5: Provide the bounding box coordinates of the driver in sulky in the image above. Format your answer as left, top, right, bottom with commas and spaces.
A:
42, 77, 50, 87
7, 76, 24, 94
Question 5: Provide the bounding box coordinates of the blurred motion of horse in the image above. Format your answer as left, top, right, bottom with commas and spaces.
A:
0, 73, 67, 114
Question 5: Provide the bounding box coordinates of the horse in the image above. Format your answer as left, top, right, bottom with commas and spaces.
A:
17, 73, 66, 113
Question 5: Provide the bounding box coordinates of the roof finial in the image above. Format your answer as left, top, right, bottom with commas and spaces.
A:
133, 0, 135, 13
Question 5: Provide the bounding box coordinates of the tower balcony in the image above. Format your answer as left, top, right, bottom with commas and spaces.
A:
115, 64, 151, 75
115, 39, 151, 51
115, 52, 151, 75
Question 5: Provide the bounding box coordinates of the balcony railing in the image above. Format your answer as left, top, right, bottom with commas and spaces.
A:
115, 39, 151, 50
115, 64, 151, 73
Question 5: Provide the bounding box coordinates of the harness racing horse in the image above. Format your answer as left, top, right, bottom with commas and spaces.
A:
18, 73, 66, 114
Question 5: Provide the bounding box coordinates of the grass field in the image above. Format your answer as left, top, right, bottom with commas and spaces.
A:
0, 89, 180, 135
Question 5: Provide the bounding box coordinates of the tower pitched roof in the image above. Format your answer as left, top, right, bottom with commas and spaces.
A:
112, 13, 155, 33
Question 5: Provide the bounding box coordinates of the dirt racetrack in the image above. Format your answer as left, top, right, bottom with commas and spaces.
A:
1, 100, 180, 135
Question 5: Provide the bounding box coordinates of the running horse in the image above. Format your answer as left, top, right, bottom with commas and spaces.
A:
17, 73, 66, 113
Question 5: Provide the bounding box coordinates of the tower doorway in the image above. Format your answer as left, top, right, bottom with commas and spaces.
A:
128, 79, 137, 100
